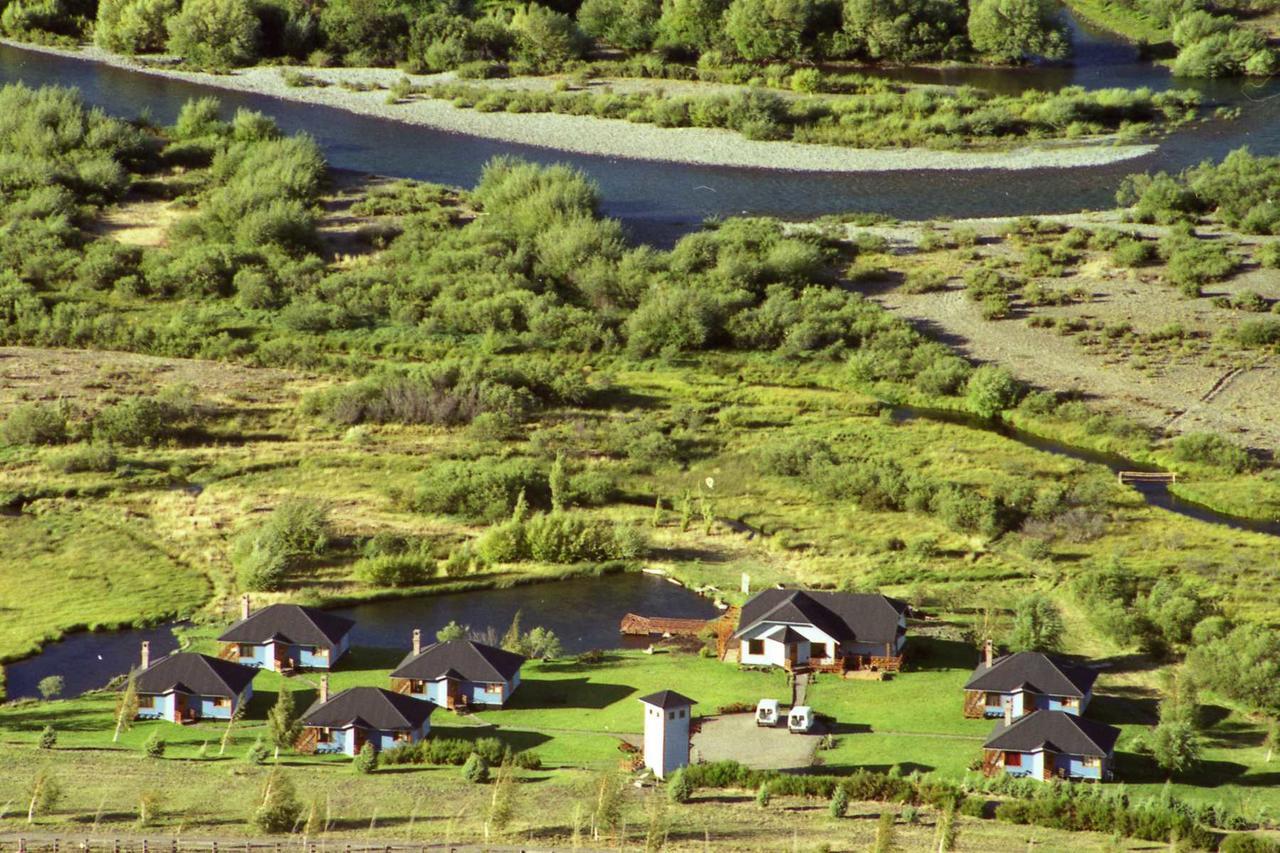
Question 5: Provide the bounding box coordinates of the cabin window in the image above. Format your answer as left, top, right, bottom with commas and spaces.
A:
394, 731, 412, 742
1004, 752, 1022, 767
486, 683, 504, 694
317, 728, 333, 744
1060, 697, 1078, 709
985, 692, 1002, 706
811, 643, 829, 659
668, 711, 676, 720
678, 709, 686, 718
212, 697, 230, 708
1082, 756, 1100, 769
238, 644, 255, 657
747, 639, 765, 656
411, 680, 426, 693
138, 695, 155, 709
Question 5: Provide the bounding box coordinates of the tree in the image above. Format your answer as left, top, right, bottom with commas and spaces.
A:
501, 610, 524, 653
591, 770, 625, 838
549, 452, 568, 512
1151, 719, 1201, 777
437, 620, 469, 642
525, 626, 563, 660
38, 726, 56, 750
935, 801, 959, 851
873, 810, 897, 852
37, 675, 64, 700
756, 782, 770, 808
965, 365, 1020, 419
486, 758, 518, 834
463, 752, 490, 783
667, 768, 693, 803
655, 0, 729, 53
267, 688, 302, 759
842, 0, 966, 62
95, 0, 178, 54
577, 0, 662, 51
723, 0, 813, 60
966, 0, 1067, 64
510, 4, 584, 71
252, 769, 303, 833
354, 742, 378, 774
1187, 624, 1280, 717
26, 769, 61, 823
246, 736, 271, 765
1139, 577, 1212, 654
829, 784, 848, 817
143, 732, 166, 758
1008, 594, 1065, 652
318, 0, 408, 66
0, 402, 66, 446
166, 0, 261, 69
113, 671, 139, 743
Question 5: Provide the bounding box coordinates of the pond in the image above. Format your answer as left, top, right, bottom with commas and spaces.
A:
0, 572, 718, 700
1, 13, 1277, 242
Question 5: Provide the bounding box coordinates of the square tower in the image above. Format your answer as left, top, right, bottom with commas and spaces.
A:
638, 690, 696, 780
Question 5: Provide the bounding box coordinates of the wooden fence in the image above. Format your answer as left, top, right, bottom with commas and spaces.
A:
0, 840, 518, 853
1117, 471, 1176, 485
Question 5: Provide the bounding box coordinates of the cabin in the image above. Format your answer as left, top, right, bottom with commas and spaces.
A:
731, 589, 908, 672
639, 689, 695, 780
133, 642, 257, 724
963, 643, 1098, 719
982, 708, 1120, 782
389, 632, 525, 709
217, 596, 354, 672
297, 679, 434, 756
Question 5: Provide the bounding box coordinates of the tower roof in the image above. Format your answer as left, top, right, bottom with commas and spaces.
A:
638, 690, 695, 709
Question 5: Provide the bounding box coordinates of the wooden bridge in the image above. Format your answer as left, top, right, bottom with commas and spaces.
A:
1117, 471, 1176, 485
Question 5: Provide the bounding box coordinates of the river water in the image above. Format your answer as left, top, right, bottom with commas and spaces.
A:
1, 15, 1278, 241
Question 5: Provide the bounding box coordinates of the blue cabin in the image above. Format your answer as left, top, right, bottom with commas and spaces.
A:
133, 646, 257, 724
982, 710, 1119, 782
298, 684, 434, 757
389, 633, 525, 709
218, 597, 354, 672
964, 646, 1097, 719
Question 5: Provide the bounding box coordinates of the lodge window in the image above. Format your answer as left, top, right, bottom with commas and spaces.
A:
411, 680, 426, 693
138, 695, 155, 709
486, 683, 504, 694
678, 709, 686, 718
811, 643, 829, 659
1060, 697, 1078, 709
669, 711, 676, 720
212, 697, 230, 708
985, 692, 1002, 705
747, 639, 765, 656
1082, 756, 1100, 769
317, 728, 333, 744
1004, 752, 1022, 767
238, 644, 255, 657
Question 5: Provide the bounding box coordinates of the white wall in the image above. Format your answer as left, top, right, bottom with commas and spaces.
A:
643, 704, 690, 779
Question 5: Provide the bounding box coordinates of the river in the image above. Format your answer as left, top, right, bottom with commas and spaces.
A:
1, 15, 1278, 241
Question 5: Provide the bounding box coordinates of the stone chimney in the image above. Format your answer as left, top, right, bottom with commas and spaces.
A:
319, 674, 329, 703
1003, 697, 1013, 726
140, 640, 150, 670
740, 572, 751, 595
984, 638, 993, 668
240, 593, 251, 621
412, 628, 422, 656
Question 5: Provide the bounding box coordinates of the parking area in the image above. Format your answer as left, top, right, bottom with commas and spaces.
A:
691, 713, 822, 771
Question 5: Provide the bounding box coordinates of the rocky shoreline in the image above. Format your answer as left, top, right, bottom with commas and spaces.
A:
2, 39, 1160, 174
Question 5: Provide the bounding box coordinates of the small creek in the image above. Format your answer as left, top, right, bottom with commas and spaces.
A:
893, 406, 1280, 536
0, 572, 717, 701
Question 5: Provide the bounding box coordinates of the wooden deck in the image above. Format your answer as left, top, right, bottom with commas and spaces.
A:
619, 613, 714, 637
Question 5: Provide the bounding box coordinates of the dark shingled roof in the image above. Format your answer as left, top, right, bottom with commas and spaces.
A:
984, 710, 1120, 757
390, 640, 526, 683
638, 690, 696, 709
302, 687, 435, 731
734, 589, 908, 645
218, 604, 354, 649
964, 652, 1098, 698
135, 653, 257, 698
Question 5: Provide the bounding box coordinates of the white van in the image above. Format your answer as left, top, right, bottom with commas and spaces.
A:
788, 705, 815, 733
755, 699, 780, 727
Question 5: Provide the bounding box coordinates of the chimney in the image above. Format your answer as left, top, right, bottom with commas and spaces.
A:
740, 572, 751, 595
984, 638, 993, 668
140, 640, 150, 670
319, 674, 329, 703
240, 593, 251, 621
1003, 697, 1013, 726
412, 629, 422, 656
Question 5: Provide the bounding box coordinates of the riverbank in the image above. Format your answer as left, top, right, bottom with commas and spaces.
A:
0, 40, 1162, 174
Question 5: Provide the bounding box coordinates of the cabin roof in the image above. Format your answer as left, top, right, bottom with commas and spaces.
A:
734, 589, 907, 645
390, 640, 526, 683
984, 710, 1119, 757
964, 652, 1098, 698
135, 653, 257, 698
218, 604, 354, 649
302, 687, 434, 731
638, 690, 696, 709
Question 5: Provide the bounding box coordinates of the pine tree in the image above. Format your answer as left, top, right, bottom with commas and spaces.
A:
26, 769, 62, 823
252, 769, 303, 833
501, 610, 524, 653
354, 742, 378, 774
829, 784, 848, 818
873, 810, 897, 853
935, 802, 958, 852
487, 758, 517, 834
113, 671, 138, 743
267, 688, 301, 759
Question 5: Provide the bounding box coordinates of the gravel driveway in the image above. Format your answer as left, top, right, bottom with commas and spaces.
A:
691, 713, 820, 771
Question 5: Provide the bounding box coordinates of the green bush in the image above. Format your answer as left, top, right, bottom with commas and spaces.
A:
410, 459, 546, 523
461, 752, 490, 783
0, 402, 67, 446
354, 554, 432, 586
1171, 432, 1254, 473
353, 742, 377, 773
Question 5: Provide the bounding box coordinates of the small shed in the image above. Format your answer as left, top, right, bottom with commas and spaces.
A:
638, 689, 695, 780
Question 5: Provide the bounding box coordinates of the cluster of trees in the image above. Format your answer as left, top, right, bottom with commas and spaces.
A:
0, 391, 200, 449
232, 498, 332, 590
1170, 10, 1276, 77
1119, 148, 1280, 235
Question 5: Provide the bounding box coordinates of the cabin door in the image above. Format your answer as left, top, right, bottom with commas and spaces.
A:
173, 694, 186, 723
446, 680, 461, 709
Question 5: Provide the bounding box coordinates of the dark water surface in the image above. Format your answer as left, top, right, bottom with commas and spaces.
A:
2, 14, 1278, 241
2, 574, 717, 699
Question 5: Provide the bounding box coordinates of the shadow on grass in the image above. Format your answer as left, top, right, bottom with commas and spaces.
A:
500, 678, 635, 711
1087, 693, 1159, 726
905, 637, 981, 672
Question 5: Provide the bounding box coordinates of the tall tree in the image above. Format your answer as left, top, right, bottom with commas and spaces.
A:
267, 688, 302, 759
967, 0, 1067, 64
1008, 594, 1065, 652
113, 671, 139, 743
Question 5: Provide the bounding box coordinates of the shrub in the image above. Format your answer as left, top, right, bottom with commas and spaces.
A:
44, 444, 118, 473
251, 770, 302, 833
462, 752, 490, 783
0, 403, 67, 446
144, 733, 166, 758
92, 397, 180, 446
354, 554, 432, 586
1233, 318, 1280, 349
38, 726, 56, 749
166, 0, 260, 69
829, 784, 848, 818
966, 365, 1021, 418
354, 742, 377, 774
1171, 432, 1254, 473
668, 768, 693, 802
37, 675, 63, 699
1111, 237, 1157, 267
410, 459, 546, 523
